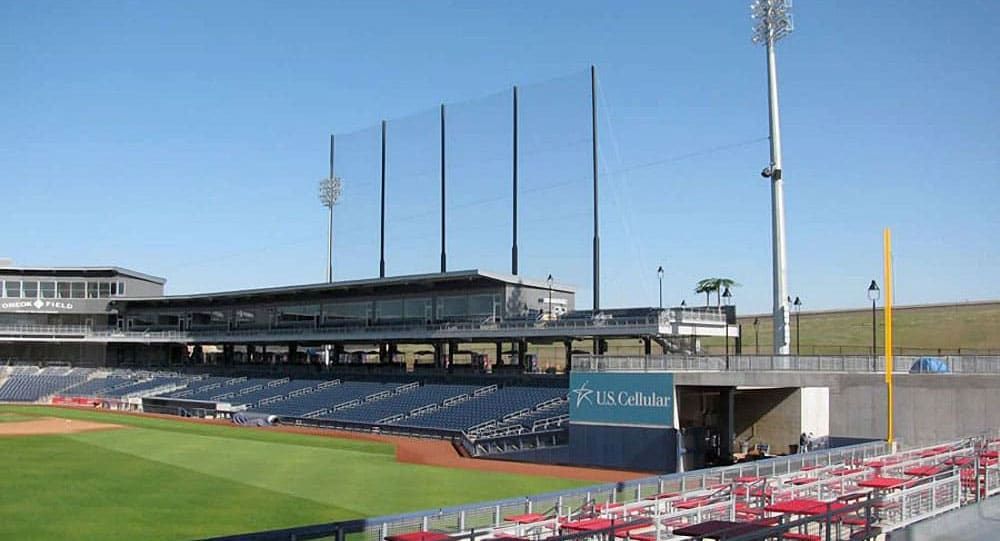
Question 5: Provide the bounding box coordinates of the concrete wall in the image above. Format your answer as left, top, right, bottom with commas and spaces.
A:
674, 371, 1000, 448
733, 388, 801, 454
500, 424, 677, 473
888, 492, 1000, 540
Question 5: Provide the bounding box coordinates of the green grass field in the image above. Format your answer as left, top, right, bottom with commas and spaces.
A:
0, 406, 588, 541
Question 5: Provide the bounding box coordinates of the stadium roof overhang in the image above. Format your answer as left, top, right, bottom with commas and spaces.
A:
0, 265, 166, 285
110, 270, 574, 309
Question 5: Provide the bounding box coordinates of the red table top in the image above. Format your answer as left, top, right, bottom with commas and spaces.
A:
386, 532, 452, 541
561, 518, 613, 532
904, 465, 946, 477
504, 513, 548, 524
982, 450, 999, 459
765, 498, 827, 515
945, 456, 973, 466
858, 476, 908, 489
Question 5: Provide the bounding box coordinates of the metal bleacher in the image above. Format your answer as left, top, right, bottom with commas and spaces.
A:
393, 386, 567, 432
0, 373, 91, 402
255, 381, 400, 418
319, 384, 483, 424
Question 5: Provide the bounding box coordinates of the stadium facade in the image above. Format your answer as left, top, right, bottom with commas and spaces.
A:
0, 264, 736, 369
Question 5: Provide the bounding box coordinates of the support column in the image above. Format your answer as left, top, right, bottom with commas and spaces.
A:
446, 341, 456, 371
722, 387, 736, 463
262, 345, 270, 365
388, 343, 399, 364
332, 343, 343, 365
643, 337, 652, 356
288, 343, 298, 365
433, 343, 444, 369
517, 339, 527, 370
495, 342, 503, 367
563, 339, 573, 373
246, 344, 256, 364
378, 343, 388, 364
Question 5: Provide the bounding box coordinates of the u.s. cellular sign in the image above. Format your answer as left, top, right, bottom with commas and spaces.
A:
568, 372, 674, 428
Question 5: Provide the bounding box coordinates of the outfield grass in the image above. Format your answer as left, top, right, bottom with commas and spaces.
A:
0, 406, 588, 541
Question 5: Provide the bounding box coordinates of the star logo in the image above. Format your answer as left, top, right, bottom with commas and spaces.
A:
571, 381, 594, 407
32, 299, 44, 310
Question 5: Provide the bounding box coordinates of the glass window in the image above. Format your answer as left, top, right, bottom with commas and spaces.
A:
110, 282, 118, 296
118, 281, 126, 296
22, 281, 38, 298
3, 281, 17, 298
375, 299, 403, 320
324, 301, 370, 320
71, 282, 86, 298
468, 294, 498, 316
99, 282, 111, 297
87, 282, 99, 298
40, 281, 56, 299
437, 296, 467, 318
57, 282, 72, 299
404, 298, 431, 319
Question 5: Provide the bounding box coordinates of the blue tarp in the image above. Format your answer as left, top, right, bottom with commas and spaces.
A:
910, 357, 950, 373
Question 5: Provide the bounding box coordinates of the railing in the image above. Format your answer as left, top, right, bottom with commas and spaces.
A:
574, 354, 1000, 374
0, 310, 727, 343
195, 440, 888, 541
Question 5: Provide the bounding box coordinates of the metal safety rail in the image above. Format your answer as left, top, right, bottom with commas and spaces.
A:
574, 354, 1000, 374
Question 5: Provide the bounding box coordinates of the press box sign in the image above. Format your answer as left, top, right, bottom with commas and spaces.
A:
0, 299, 76, 311
568, 372, 674, 428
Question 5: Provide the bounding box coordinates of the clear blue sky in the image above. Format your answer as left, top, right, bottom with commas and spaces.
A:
2, 1, 998, 313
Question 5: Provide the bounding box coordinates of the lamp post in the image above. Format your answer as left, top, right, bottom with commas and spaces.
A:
546, 274, 554, 321
867, 280, 880, 369
722, 287, 733, 367
753, 317, 760, 355
657, 266, 664, 310
792, 296, 802, 355
752, 0, 794, 355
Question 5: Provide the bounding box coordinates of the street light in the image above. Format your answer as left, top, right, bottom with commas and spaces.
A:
752, 0, 794, 355
722, 287, 733, 366
753, 317, 760, 355
792, 296, 802, 355
318, 138, 343, 284
867, 280, 880, 368
657, 266, 664, 310
546, 274, 554, 321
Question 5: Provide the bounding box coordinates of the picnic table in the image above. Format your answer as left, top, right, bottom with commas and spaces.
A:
857, 476, 908, 490
672, 519, 772, 540
504, 513, 548, 524
904, 465, 947, 477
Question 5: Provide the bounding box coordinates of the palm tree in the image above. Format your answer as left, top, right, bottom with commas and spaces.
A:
694, 279, 717, 307
694, 278, 741, 307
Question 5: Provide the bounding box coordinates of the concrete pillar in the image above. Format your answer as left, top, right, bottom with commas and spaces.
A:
388, 343, 399, 364
517, 339, 527, 370
378, 343, 388, 364
223, 344, 234, 365
495, 342, 503, 367
246, 344, 256, 363
722, 387, 736, 463
433, 343, 444, 368
643, 337, 652, 356
332, 343, 343, 365
446, 341, 456, 371
262, 345, 270, 365
288, 343, 298, 364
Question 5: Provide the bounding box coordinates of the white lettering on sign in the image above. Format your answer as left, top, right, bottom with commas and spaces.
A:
0, 299, 75, 311
571, 380, 672, 409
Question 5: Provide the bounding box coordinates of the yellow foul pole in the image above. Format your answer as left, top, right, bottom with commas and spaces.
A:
883, 228, 894, 444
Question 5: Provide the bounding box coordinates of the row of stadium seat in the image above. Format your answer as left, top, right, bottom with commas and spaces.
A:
0, 373, 91, 401
319, 384, 482, 424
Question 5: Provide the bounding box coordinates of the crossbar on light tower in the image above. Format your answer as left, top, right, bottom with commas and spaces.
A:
318, 163, 343, 283
752, 0, 794, 355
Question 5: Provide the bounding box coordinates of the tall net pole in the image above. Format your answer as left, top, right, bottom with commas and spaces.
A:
752, 0, 793, 355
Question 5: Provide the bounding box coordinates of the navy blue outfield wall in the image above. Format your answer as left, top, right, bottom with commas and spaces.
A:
494, 423, 678, 473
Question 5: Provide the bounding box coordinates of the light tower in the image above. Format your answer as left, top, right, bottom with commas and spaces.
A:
319, 135, 343, 283
752, 0, 794, 355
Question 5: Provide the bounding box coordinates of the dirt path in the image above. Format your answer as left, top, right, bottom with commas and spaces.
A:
0, 416, 125, 436
32, 405, 647, 482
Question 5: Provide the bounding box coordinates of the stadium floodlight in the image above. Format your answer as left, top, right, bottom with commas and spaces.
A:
752, 0, 794, 355
318, 172, 343, 284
